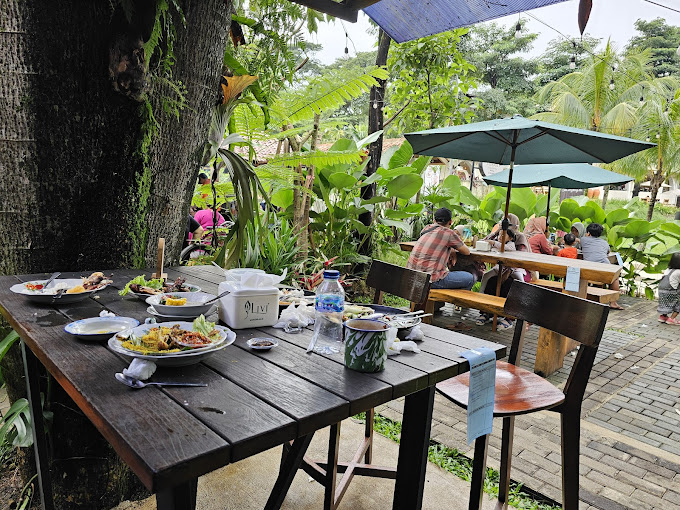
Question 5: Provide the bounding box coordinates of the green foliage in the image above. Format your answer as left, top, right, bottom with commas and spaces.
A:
387, 29, 477, 132
626, 18, 680, 76
0, 398, 32, 449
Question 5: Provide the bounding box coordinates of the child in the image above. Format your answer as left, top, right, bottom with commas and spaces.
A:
659, 253, 680, 325
579, 223, 624, 310
558, 233, 578, 259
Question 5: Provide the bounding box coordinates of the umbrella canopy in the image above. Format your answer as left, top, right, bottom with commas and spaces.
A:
405, 116, 655, 165
482, 164, 633, 189
404, 116, 654, 252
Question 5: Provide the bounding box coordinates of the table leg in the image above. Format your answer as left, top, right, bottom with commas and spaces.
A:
156, 478, 198, 510
265, 432, 314, 510
534, 279, 587, 376
21, 341, 54, 510
392, 386, 435, 510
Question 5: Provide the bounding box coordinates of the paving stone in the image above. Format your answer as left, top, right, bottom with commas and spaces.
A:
585, 471, 635, 496
617, 471, 665, 498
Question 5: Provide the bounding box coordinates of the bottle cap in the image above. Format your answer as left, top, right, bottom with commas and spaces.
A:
323, 270, 340, 279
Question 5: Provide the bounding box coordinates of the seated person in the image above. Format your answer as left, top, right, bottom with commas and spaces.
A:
571, 222, 585, 249
184, 214, 204, 248
578, 223, 623, 310
557, 233, 578, 259
524, 217, 557, 255
198, 172, 211, 186
407, 207, 474, 290
194, 206, 227, 230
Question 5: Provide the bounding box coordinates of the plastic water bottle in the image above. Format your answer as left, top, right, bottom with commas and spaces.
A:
311, 270, 345, 353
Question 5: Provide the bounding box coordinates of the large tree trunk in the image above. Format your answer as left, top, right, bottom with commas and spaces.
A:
358, 29, 391, 257
601, 184, 610, 209
1, 1, 231, 507
647, 170, 664, 221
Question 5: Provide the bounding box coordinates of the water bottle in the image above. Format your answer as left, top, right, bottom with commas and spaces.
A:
311, 270, 345, 353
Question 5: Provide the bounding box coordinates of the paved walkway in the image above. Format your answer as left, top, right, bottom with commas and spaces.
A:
378, 295, 680, 510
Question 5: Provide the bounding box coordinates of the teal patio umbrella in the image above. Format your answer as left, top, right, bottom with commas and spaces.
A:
482, 163, 634, 228
405, 115, 654, 249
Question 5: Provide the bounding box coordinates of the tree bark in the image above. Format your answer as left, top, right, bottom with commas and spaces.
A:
1, 1, 231, 507
601, 184, 610, 209
647, 170, 663, 221
358, 29, 391, 256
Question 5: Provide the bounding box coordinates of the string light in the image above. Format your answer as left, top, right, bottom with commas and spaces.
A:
639, 96, 644, 106
372, 100, 378, 109
646, 134, 651, 142
344, 32, 349, 54
569, 55, 576, 70
609, 78, 615, 90
656, 132, 661, 139
515, 21, 522, 38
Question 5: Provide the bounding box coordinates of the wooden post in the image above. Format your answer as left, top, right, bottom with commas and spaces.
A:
152, 238, 168, 280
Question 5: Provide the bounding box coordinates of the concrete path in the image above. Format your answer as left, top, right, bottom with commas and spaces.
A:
114, 419, 497, 510
377, 295, 680, 510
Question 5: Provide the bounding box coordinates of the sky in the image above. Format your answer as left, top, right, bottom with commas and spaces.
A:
311, 0, 680, 64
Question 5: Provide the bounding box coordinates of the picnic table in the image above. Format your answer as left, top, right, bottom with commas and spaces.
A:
400, 242, 621, 376
0, 265, 505, 510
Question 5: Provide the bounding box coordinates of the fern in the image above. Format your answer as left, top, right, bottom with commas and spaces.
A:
262, 148, 365, 169
283, 67, 389, 122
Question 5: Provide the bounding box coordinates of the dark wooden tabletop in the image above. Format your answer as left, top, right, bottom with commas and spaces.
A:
0, 266, 505, 495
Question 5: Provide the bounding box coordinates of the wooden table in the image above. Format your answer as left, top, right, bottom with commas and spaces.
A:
400, 242, 621, 375
0, 265, 505, 510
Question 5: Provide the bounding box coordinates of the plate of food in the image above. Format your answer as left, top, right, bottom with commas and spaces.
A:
342, 304, 375, 321
108, 316, 235, 367
278, 287, 315, 308
247, 337, 279, 350
10, 272, 113, 304
119, 276, 201, 300
65, 316, 139, 342
145, 292, 216, 317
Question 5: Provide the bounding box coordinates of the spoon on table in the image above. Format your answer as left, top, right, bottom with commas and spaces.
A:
203, 289, 231, 305
40, 272, 61, 293
115, 373, 207, 389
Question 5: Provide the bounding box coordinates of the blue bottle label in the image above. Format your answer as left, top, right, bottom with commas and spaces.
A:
315, 294, 344, 313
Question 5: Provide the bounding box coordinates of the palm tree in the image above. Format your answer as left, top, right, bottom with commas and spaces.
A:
610, 77, 680, 220
533, 42, 651, 208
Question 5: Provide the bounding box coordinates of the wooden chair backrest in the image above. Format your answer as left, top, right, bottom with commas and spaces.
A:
366, 260, 431, 305
504, 281, 610, 409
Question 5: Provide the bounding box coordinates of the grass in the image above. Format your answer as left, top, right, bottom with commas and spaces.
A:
354, 412, 561, 510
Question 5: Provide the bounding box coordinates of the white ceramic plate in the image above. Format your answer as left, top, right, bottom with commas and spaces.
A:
247, 337, 279, 350
65, 317, 139, 342
146, 305, 217, 322
145, 292, 216, 317
107, 321, 235, 367
127, 283, 202, 301
10, 279, 109, 304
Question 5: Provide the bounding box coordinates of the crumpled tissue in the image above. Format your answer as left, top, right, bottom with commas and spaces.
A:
404, 325, 424, 341
386, 327, 421, 356
99, 310, 116, 318
123, 358, 157, 381
223, 268, 288, 292
274, 302, 315, 329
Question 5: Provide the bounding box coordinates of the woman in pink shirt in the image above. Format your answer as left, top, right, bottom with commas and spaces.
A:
524, 217, 555, 255
194, 207, 226, 230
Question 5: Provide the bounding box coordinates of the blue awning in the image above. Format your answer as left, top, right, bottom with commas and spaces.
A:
363, 0, 570, 43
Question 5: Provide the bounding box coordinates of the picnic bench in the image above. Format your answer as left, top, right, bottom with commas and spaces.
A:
400, 242, 621, 376
0, 265, 505, 510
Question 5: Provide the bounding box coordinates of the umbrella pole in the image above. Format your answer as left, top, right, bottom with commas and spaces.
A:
546, 185, 551, 229
494, 134, 518, 332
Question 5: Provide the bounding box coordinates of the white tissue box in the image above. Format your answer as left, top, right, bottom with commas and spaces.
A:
218, 281, 279, 329
475, 240, 491, 252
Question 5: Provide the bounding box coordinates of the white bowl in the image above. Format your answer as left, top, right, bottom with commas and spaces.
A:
65, 317, 139, 342
145, 292, 216, 317
146, 305, 217, 322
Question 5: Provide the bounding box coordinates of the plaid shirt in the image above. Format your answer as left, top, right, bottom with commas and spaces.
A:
407, 224, 464, 282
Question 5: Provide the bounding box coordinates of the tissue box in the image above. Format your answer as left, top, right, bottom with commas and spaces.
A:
475, 240, 491, 252
218, 281, 279, 329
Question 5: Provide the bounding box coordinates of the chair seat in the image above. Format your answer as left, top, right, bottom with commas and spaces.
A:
436, 361, 566, 417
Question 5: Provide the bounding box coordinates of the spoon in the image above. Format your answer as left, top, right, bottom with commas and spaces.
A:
41, 272, 61, 293
203, 289, 231, 305
115, 373, 207, 389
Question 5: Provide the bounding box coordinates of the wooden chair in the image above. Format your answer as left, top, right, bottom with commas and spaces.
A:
297, 260, 431, 510
436, 281, 609, 510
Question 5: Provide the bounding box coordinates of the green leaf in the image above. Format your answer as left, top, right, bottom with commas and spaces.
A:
559, 199, 580, 220
389, 141, 414, 168
329, 138, 356, 152
361, 196, 392, 205
554, 216, 572, 232
622, 220, 652, 238
385, 209, 415, 219
378, 166, 417, 180
660, 221, 680, 238
411, 156, 432, 174
357, 130, 383, 148
360, 173, 382, 186
328, 173, 358, 190
645, 287, 655, 300
403, 203, 424, 214
605, 208, 630, 227
510, 187, 537, 216
0, 330, 19, 361
386, 174, 423, 200
270, 189, 294, 209
379, 217, 410, 231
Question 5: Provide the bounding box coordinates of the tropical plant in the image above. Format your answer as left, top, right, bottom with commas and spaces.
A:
387, 29, 477, 132
534, 41, 652, 208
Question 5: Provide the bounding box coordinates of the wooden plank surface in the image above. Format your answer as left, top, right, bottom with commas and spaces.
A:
0, 266, 505, 499
400, 242, 620, 284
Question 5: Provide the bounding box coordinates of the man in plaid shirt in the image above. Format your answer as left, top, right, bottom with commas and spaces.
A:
407, 207, 474, 289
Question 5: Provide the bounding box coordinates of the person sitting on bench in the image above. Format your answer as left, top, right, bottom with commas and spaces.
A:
407, 207, 473, 290
578, 223, 624, 310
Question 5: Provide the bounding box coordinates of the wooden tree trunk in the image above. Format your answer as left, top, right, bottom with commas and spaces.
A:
601, 184, 610, 209
1, 1, 231, 507
358, 29, 391, 256
647, 170, 663, 221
